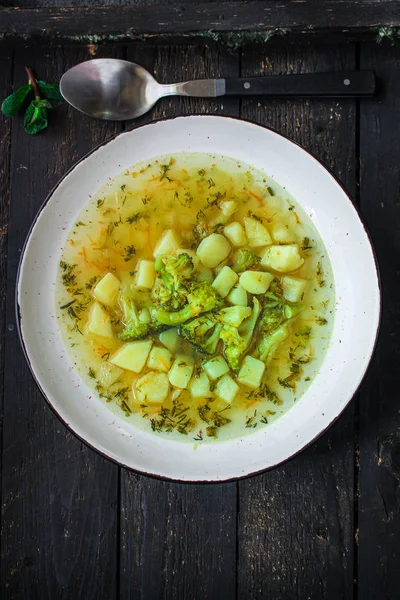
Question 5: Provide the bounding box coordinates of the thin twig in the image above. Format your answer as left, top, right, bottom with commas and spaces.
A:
25, 66, 40, 99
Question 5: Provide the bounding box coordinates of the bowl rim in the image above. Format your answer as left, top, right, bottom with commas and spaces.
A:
15, 114, 382, 483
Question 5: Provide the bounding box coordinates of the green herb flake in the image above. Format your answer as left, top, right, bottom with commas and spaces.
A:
126, 212, 141, 224
315, 316, 328, 326
123, 245, 136, 262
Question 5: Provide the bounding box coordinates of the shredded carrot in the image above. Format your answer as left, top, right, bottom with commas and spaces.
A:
158, 357, 169, 370
293, 212, 300, 224
146, 228, 153, 253
249, 190, 264, 206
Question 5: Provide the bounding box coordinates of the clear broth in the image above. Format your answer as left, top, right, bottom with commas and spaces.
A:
56, 153, 334, 443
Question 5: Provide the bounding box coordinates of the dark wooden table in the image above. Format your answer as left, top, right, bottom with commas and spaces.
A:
0, 2, 399, 598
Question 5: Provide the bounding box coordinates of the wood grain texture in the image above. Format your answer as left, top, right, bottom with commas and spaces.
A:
358, 43, 400, 600
119, 44, 239, 600
0, 46, 13, 586
1, 1, 399, 42
0, 45, 123, 599
237, 42, 356, 600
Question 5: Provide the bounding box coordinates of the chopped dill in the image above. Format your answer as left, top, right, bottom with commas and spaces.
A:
245, 410, 258, 428
247, 210, 263, 223
315, 316, 328, 325
160, 164, 172, 181
316, 262, 325, 287
85, 276, 99, 290
301, 237, 312, 250
60, 299, 76, 310
126, 212, 141, 224
123, 245, 136, 262
206, 426, 218, 438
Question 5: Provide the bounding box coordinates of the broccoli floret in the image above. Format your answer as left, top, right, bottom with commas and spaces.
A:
220, 325, 245, 371
232, 249, 261, 273
188, 281, 225, 314
152, 253, 194, 311
153, 281, 224, 326
220, 297, 262, 370
259, 305, 285, 337
257, 323, 289, 363
161, 252, 193, 279
151, 278, 186, 311
180, 313, 223, 354
118, 296, 149, 341
262, 277, 284, 308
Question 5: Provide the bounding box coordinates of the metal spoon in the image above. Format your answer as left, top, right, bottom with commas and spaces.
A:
60, 58, 376, 121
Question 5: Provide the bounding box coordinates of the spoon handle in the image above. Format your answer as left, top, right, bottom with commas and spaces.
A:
222, 71, 376, 97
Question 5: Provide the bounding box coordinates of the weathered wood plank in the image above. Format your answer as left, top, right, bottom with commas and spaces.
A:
119, 44, 239, 600
0, 47, 14, 584
358, 42, 400, 600
0, 45, 122, 599
237, 42, 356, 599
0, 1, 399, 43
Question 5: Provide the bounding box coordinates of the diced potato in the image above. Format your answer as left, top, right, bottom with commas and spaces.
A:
196, 264, 214, 283
282, 275, 308, 303
270, 222, 296, 244
189, 371, 212, 398
216, 374, 239, 405
136, 260, 156, 289
97, 362, 123, 388
220, 306, 252, 327
243, 217, 272, 248
147, 346, 173, 372
203, 356, 230, 380
110, 340, 153, 373
168, 355, 194, 389
159, 328, 180, 354
220, 200, 238, 217
175, 248, 199, 269
138, 308, 151, 323
87, 302, 114, 339
134, 371, 169, 405
93, 272, 120, 307
239, 270, 274, 295
261, 244, 304, 273
212, 266, 239, 298
223, 222, 247, 247
153, 229, 181, 257
196, 233, 231, 268
227, 284, 248, 307
237, 356, 265, 389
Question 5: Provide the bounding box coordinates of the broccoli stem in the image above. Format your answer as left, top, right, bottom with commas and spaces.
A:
153, 304, 196, 326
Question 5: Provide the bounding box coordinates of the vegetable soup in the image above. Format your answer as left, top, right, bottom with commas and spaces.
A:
56, 153, 334, 442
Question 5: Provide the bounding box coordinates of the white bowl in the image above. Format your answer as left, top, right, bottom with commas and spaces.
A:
17, 116, 380, 481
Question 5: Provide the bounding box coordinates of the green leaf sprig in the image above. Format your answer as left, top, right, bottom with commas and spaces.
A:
1, 67, 63, 135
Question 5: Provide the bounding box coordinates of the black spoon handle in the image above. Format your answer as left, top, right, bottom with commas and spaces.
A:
223, 71, 376, 98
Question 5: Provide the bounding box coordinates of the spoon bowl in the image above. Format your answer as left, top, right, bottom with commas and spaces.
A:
60, 59, 162, 120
